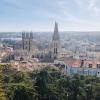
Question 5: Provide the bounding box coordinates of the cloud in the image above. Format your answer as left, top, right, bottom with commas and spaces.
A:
52, 0, 100, 31
1, 0, 23, 10
74, 0, 100, 16
56, 0, 86, 24
1, 0, 100, 31
88, 0, 100, 16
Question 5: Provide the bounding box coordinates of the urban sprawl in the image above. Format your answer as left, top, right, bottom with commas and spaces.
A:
0, 22, 100, 77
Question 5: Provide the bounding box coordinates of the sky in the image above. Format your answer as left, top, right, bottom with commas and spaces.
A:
0, 0, 100, 32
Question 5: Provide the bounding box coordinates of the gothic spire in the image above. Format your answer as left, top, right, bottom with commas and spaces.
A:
52, 22, 60, 41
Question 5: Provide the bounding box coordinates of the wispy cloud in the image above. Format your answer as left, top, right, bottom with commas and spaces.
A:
1, 0, 23, 9
74, 0, 100, 16
1, 0, 100, 31
88, 0, 100, 16
56, 0, 86, 24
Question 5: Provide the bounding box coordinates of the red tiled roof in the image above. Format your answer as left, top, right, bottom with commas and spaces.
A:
64, 59, 100, 68
64, 59, 81, 67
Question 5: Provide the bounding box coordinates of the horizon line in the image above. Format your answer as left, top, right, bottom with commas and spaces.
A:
1, 31, 100, 33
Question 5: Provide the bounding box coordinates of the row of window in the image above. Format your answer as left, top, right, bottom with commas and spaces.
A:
88, 64, 100, 68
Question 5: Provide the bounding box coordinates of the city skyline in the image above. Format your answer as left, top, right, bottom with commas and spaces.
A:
1, 0, 100, 32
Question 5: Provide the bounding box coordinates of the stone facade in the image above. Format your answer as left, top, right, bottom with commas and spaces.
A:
14, 32, 34, 60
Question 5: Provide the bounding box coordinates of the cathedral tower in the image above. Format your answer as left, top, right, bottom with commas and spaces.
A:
52, 22, 60, 59
22, 32, 33, 52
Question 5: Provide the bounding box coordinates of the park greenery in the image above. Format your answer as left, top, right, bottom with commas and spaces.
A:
0, 66, 100, 100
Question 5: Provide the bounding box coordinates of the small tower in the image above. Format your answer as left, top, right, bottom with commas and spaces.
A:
52, 22, 60, 59
22, 32, 33, 52
25, 32, 30, 51
29, 32, 33, 51
22, 32, 25, 50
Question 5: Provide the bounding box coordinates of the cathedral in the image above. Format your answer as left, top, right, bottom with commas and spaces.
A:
14, 22, 61, 62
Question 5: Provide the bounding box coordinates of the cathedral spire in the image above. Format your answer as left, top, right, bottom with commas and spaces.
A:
52, 22, 60, 59
53, 22, 59, 41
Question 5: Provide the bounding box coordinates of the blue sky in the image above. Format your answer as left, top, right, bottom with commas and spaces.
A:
0, 0, 100, 32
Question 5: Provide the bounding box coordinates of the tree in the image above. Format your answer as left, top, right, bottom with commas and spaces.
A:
69, 79, 80, 100
3, 75, 10, 83
12, 86, 35, 100
12, 72, 26, 83
34, 69, 50, 100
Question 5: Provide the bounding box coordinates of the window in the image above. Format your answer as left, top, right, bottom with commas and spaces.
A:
88, 64, 92, 68
54, 48, 57, 54
54, 48, 56, 53
97, 64, 100, 68
56, 48, 57, 54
